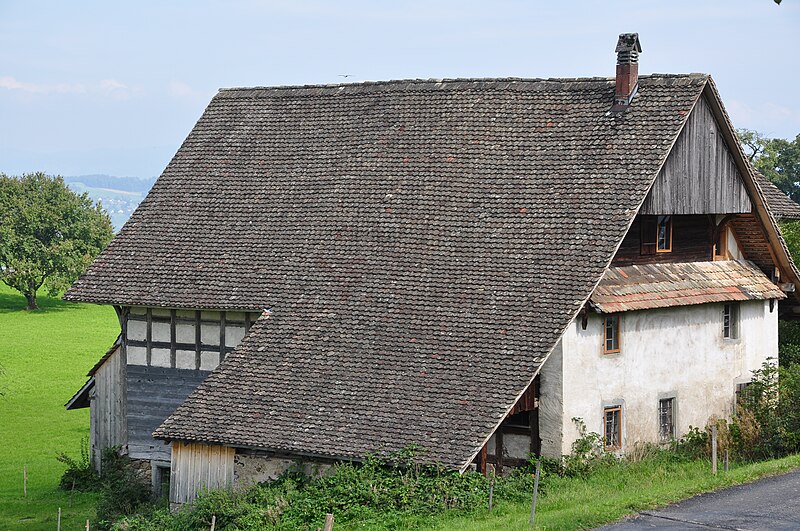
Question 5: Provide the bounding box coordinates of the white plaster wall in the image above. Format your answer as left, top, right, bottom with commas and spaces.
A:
538, 340, 564, 458
553, 300, 776, 455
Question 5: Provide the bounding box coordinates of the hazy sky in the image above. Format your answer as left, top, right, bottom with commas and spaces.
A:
1, 1, 798, 178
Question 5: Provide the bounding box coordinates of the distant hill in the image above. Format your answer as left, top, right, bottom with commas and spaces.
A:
65, 174, 156, 232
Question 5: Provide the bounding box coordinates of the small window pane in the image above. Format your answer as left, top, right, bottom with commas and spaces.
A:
657, 216, 672, 252
723, 303, 739, 339
604, 315, 620, 353
659, 398, 675, 442
604, 407, 622, 449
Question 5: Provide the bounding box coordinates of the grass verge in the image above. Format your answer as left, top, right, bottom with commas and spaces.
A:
0, 284, 118, 529
406, 453, 800, 530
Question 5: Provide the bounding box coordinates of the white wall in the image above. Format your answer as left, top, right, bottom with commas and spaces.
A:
540, 300, 777, 457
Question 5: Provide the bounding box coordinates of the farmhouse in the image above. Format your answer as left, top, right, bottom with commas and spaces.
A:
66, 33, 800, 504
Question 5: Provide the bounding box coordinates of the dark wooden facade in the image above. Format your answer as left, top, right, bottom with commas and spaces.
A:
475, 377, 540, 474
612, 215, 714, 267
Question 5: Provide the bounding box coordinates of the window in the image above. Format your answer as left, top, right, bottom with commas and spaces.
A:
723, 303, 739, 339
714, 226, 728, 260
604, 406, 622, 450
656, 216, 672, 252
604, 314, 620, 353
658, 398, 675, 442
640, 215, 672, 255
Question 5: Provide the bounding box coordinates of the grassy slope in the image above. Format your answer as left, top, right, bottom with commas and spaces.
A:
0, 284, 117, 529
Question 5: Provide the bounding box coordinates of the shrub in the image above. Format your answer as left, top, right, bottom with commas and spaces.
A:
57, 437, 99, 492
676, 426, 708, 459
731, 360, 800, 460
561, 418, 615, 478
95, 448, 155, 530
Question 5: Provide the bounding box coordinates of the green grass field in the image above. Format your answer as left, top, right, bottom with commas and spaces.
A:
0, 284, 117, 529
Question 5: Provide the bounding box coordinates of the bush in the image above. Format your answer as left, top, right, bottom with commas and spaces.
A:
731, 360, 800, 460
57, 438, 99, 492
675, 426, 708, 459
95, 448, 155, 529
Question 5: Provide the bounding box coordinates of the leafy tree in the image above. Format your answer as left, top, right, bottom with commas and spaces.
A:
0, 172, 113, 310
738, 129, 800, 202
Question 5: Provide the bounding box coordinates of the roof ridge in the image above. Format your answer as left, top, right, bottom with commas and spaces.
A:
216, 73, 708, 94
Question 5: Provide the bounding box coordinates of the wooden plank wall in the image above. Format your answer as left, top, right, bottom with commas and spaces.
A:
91, 345, 126, 470
126, 365, 211, 461
640, 96, 751, 215
170, 443, 235, 504
612, 215, 713, 266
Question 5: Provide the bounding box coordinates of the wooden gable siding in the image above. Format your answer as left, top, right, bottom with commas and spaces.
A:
90, 345, 126, 471
640, 96, 751, 215
612, 215, 713, 267
170, 443, 234, 504
126, 365, 211, 462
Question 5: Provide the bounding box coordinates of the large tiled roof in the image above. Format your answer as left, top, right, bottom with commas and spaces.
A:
590, 260, 785, 314
753, 172, 800, 221
143, 75, 707, 469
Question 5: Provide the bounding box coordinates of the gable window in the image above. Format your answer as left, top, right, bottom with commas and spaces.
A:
656, 216, 672, 252
604, 406, 622, 450
604, 314, 621, 353
723, 303, 739, 339
658, 398, 675, 442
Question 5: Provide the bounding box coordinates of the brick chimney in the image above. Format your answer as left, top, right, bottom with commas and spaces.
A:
612, 33, 642, 112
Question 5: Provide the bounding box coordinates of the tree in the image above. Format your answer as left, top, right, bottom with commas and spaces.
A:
737, 129, 800, 202
0, 172, 114, 310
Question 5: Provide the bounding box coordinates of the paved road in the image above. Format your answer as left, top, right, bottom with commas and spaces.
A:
598, 470, 800, 530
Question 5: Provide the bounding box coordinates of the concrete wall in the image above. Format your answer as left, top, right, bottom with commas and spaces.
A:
541, 300, 777, 456
233, 453, 332, 490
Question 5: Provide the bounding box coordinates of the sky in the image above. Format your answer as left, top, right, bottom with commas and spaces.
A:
1, 0, 798, 179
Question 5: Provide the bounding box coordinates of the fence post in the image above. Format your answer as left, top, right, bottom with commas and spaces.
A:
488, 464, 495, 512
324, 513, 334, 531
711, 424, 718, 476
210, 514, 216, 531
724, 449, 729, 472
528, 459, 541, 527
57, 508, 61, 531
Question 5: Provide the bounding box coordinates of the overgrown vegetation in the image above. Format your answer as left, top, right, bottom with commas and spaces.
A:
58, 445, 154, 529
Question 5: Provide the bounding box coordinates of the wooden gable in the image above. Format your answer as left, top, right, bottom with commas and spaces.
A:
640, 96, 751, 215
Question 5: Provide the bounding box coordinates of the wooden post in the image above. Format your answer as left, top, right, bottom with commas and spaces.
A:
488, 474, 495, 512
711, 425, 718, 476
528, 459, 541, 527
210, 514, 216, 531
724, 449, 729, 472
323, 513, 334, 531
86, 519, 90, 530
23, 465, 27, 497
57, 508, 61, 531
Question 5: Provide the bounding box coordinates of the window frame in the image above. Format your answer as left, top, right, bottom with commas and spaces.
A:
604, 314, 621, 354
723, 302, 740, 340
658, 398, 676, 442
656, 215, 672, 253
604, 406, 622, 450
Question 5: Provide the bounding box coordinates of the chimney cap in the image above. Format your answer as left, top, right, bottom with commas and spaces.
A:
615, 33, 642, 54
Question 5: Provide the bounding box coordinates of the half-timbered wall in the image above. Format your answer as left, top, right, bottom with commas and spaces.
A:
612, 215, 714, 266
90, 345, 126, 470
125, 308, 262, 371
170, 443, 234, 505
122, 306, 260, 462
640, 96, 751, 215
